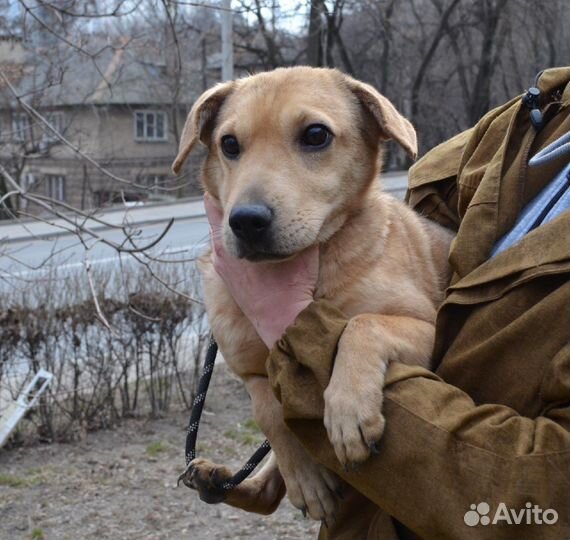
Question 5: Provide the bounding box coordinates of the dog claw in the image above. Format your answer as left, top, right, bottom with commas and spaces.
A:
369, 441, 380, 455
301, 506, 307, 518
321, 518, 328, 529
177, 462, 195, 488
343, 461, 360, 473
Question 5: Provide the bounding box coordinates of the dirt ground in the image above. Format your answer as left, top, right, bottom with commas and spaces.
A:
0, 364, 319, 540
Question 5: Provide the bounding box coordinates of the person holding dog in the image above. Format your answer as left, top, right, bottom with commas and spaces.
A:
204, 66, 570, 540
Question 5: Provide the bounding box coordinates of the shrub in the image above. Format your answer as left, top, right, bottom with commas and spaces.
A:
0, 258, 208, 445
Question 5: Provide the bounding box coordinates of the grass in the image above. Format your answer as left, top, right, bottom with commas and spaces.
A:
30, 528, 44, 540
223, 429, 239, 441
196, 442, 211, 454
243, 419, 260, 432
0, 473, 29, 488
145, 441, 168, 457
223, 418, 263, 446
0, 471, 48, 488
222, 445, 239, 458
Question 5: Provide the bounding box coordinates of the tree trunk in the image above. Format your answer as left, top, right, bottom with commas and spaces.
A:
307, 0, 325, 66
468, 0, 509, 125
410, 0, 461, 124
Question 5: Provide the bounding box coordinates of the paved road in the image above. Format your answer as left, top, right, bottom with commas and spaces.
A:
0, 171, 408, 277
0, 201, 211, 278
0, 214, 210, 276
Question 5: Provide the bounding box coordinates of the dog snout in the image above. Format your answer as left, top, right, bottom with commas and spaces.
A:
229, 204, 273, 244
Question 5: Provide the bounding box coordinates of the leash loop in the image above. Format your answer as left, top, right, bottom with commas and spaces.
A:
179, 335, 271, 491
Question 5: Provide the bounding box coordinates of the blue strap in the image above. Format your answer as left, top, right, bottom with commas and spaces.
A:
541, 182, 570, 225
490, 131, 570, 258
528, 131, 570, 167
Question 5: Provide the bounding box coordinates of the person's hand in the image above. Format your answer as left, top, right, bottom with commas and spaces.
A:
204, 193, 319, 348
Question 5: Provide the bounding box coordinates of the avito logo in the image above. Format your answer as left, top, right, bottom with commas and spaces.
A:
464, 502, 558, 527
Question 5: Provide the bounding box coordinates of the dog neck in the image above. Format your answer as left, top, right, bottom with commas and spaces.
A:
316, 182, 393, 300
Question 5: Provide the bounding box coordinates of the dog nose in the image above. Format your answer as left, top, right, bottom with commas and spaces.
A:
229, 204, 273, 242
229, 204, 273, 243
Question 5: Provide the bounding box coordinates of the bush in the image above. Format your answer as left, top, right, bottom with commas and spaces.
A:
0, 258, 208, 445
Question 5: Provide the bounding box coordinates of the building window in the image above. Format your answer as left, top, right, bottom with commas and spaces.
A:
46, 175, 65, 201
12, 112, 31, 142
94, 190, 144, 207
43, 111, 65, 142
135, 111, 167, 142
20, 173, 38, 210
22, 173, 37, 192
143, 174, 167, 193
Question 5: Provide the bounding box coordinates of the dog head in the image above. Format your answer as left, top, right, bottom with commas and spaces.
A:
173, 67, 416, 261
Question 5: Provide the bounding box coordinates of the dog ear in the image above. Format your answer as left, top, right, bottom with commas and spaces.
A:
346, 78, 417, 160
172, 81, 234, 175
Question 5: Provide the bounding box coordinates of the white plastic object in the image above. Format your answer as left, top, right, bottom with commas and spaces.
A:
0, 369, 53, 448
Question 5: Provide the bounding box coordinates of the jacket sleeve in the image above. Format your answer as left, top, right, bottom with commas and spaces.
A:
267, 300, 570, 540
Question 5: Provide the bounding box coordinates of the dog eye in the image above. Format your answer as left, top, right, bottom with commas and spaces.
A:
221, 135, 240, 159
300, 124, 333, 150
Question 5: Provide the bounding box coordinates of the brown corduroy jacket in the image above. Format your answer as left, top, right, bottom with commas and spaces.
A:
266, 67, 570, 540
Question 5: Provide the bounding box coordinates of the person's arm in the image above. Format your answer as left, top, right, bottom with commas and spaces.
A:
268, 300, 570, 540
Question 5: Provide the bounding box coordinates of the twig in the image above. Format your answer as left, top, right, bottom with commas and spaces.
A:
84, 258, 115, 333
0, 164, 175, 255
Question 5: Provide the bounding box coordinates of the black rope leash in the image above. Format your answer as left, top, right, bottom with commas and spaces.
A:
178, 335, 271, 491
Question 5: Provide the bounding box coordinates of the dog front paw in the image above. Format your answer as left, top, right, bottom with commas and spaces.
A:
180, 457, 233, 504
323, 381, 385, 468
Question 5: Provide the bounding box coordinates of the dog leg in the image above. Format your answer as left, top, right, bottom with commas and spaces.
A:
323, 314, 435, 467
246, 375, 345, 525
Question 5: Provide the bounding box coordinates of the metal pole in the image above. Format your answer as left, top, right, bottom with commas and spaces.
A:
221, 0, 233, 82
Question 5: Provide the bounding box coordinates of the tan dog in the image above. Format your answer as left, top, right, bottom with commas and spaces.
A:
172, 67, 453, 523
